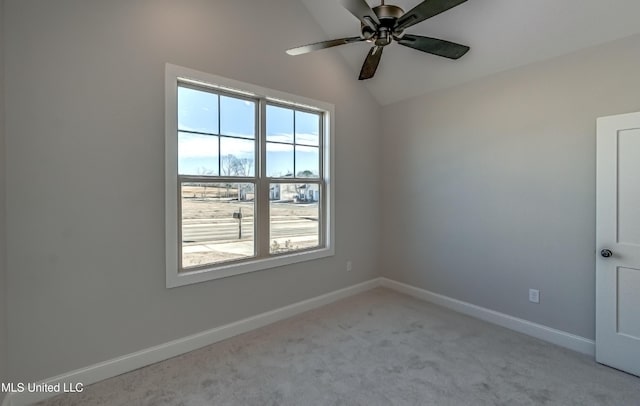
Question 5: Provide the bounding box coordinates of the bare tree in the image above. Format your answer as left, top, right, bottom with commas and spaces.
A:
221, 154, 237, 176
236, 158, 254, 177
196, 166, 216, 198
220, 154, 254, 199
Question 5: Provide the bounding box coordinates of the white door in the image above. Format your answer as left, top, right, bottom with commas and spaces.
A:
596, 111, 640, 376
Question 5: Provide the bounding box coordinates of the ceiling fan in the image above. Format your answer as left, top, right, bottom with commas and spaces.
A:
287, 0, 470, 80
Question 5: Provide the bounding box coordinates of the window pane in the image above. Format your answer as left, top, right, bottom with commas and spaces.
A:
267, 142, 294, 177
178, 87, 218, 134
295, 111, 320, 146
181, 182, 255, 269
270, 183, 320, 254
267, 105, 294, 143
220, 95, 255, 139
178, 132, 219, 176
295, 146, 319, 178
220, 137, 255, 177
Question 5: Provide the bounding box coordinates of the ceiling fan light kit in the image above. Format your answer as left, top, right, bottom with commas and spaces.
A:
286, 0, 470, 80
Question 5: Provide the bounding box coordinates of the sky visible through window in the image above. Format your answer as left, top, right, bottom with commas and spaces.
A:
178, 86, 320, 178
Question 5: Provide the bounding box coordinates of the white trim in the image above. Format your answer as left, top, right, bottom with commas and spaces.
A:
169, 247, 335, 288
2, 279, 380, 406
164, 64, 179, 287
380, 278, 596, 356
3, 278, 599, 406
165, 63, 336, 288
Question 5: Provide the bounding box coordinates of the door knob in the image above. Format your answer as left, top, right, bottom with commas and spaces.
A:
600, 249, 613, 258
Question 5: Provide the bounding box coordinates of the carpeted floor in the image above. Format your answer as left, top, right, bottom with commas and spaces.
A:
37, 288, 640, 405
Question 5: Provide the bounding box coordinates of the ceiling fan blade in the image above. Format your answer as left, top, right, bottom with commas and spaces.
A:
395, 0, 468, 31
339, 0, 380, 30
359, 46, 383, 80
397, 34, 469, 59
286, 37, 363, 56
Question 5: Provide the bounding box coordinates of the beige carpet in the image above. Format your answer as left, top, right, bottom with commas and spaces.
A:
37, 288, 640, 405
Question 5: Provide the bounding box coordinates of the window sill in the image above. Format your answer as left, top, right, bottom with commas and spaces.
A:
166, 246, 334, 288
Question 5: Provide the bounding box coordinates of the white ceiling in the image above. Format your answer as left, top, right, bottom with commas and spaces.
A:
298, 0, 640, 105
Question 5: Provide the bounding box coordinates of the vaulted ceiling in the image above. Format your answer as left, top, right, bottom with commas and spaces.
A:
297, 0, 640, 105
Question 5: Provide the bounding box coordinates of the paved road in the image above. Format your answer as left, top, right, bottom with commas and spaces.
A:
182, 217, 318, 244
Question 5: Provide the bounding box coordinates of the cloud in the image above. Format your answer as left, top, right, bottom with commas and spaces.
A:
178, 133, 218, 158
179, 133, 259, 158
295, 132, 319, 146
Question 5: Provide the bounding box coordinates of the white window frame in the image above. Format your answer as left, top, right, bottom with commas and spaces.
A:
165, 63, 335, 288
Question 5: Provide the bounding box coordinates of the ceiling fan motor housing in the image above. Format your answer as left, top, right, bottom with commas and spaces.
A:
361, 4, 405, 45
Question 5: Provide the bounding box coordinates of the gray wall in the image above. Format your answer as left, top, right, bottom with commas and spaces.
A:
381, 34, 640, 339
4, 0, 382, 382
0, 0, 7, 402
6, 0, 639, 388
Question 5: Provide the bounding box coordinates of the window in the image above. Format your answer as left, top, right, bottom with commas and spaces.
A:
165, 64, 334, 287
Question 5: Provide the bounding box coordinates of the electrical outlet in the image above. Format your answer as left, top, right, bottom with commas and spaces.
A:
529, 289, 540, 304
346, 261, 352, 272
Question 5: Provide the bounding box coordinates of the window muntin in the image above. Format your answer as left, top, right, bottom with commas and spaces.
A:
170, 73, 331, 282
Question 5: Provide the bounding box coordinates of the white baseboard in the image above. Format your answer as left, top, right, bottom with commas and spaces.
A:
380, 278, 595, 356
2, 278, 381, 406
3, 277, 596, 406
